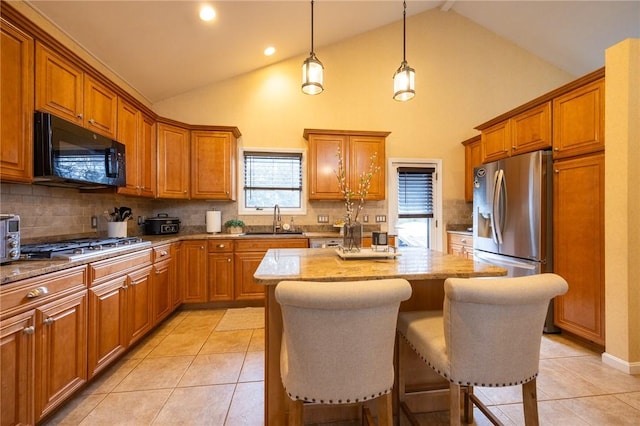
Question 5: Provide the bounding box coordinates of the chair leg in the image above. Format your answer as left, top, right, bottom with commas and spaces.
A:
449, 383, 461, 426
376, 393, 393, 426
288, 399, 304, 426
463, 386, 474, 424
522, 379, 540, 426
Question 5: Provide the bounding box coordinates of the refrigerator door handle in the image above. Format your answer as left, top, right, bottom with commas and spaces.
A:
492, 169, 504, 244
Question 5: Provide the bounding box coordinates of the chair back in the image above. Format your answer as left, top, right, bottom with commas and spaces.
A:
276, 279, 412, 403
443, 273, 568, 386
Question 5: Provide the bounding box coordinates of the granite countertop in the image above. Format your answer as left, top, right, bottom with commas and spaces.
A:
253, 247, 506, 285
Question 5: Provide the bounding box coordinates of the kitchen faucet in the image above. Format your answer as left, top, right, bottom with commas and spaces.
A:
273, 204, 281, 233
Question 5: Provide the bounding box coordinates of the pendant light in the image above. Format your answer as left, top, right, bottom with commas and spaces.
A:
393, 0, 415, 101
302, 0, 324, 95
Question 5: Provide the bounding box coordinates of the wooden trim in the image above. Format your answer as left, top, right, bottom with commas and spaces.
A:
474, 67, 605, 131
460, 134, 481, 146
303, 128, 391, 140
156, 116, 241, 137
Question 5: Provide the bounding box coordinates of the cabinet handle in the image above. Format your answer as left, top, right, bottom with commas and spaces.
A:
155, 268, 160, 274
23, 326, 35, 335
77, 114, 83, 119
44, 317, 54, 325
227, 258, 232, 262
26, 286, 49, 298
512, 146, 517, 150
460, 238, 467, 243
183, 190, 188, 194
200, 246, 205, 250
217, 244, 225, 248
554, 147, 559, 151
159, 250, 168, 257
88, 118, 96, 124
554, 169, 560, 174
122, 284, 128, 290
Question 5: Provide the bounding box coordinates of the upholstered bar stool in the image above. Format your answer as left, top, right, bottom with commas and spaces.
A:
275, 278, 412, 426
396, 273, 568, 426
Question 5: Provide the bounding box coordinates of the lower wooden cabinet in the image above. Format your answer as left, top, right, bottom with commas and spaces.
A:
553, 153, 605, 345
35, 291, 87, 422
180, 241, 208, 303
0, 310, 35, 426
208, 240, 234, 301
127, 265, 154, 346
447, 232, 474, 259
153, 259, 173, 323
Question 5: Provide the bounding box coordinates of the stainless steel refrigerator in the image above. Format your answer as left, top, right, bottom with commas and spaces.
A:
472, 150, 558, 332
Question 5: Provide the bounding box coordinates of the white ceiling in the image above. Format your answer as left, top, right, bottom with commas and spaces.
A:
25, 0, 640, 103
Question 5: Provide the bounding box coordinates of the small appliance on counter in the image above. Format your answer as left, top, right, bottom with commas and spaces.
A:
371, 231, 388, 251
144, 214, 180, 235
0, 214, 20, 264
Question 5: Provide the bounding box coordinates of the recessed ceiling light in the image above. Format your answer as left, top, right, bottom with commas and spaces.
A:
199, 5, 216, 22
264, 46, 276, 56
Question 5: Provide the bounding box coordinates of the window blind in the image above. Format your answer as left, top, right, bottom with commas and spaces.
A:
243, 151, 302, 208
397, 167, 434, 218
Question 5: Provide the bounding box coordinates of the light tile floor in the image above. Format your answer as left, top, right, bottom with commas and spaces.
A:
43, 308, 640, 425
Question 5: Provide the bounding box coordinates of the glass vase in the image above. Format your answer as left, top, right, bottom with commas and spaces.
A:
342, 222, 363, 252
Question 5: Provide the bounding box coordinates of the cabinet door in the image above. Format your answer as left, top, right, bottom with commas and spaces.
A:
88, 277, 127, 378
234, 252, 266, 300
152, 260, 172, 323
208, 253, 234, 301
84, 75, 117, 138
1, 18, 34, 183
511, 102, 552, 154
139, 114, 157, 198
481, 120, 511, 163
191, 130, 236, 200
35, 291, 87, 422
463, 135, 481, 202
35, 42, 83, 125
308, 134, 347, 200
553, 153, 605, 345
127, 265, 153, 345
157, 123, 190, 199
553, 79, 604, 159
117, 98, 141, 196
349, 136, 386, 200
180, 241, 207, 303
0, 310, 35, 426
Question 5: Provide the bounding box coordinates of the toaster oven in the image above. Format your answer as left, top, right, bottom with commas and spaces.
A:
0, 214, 20, 264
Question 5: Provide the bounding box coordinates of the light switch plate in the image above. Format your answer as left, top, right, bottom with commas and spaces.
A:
375, 215, 387, 223
317, 214, 329, 223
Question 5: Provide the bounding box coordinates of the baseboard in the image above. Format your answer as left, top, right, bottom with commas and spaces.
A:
602, 352, 640, 374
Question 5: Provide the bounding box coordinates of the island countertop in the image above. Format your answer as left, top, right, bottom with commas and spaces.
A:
254, 246, 506, 284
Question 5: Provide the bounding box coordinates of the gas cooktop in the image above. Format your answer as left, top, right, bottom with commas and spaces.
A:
20, 237, 151, 261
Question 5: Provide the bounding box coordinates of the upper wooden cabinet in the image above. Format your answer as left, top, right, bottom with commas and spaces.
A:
461, 135, 481, 202
552, 78, 604, 159
304, 129, 389, 201
480, 102, 551, 163
156, 122, 190, 199
191, 130, 237, 200
0, 18, 34, 183
35, 42, 117, 138
117, 98, 156, 197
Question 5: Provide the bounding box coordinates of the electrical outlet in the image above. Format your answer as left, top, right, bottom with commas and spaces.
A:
363, 214, 369, 223
91, 216, 98, 229
317, 214, 329, 223
375, 215, 387, 223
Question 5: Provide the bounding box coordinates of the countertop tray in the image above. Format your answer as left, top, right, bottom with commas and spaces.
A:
335, 248, 401, 260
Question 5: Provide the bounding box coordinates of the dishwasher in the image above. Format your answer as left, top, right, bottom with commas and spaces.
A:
308, 237, 343, 248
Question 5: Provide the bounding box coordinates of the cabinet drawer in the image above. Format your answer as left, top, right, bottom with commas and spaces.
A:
208, 239, 234, 253
153, 244, 173, 263
234, 238, 308, 252
448, 233, 473, 248
0, 265, 87, 318
89, 249, 152, 286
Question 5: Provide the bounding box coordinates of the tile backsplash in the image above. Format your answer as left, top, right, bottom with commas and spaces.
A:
1, 183, 470, 242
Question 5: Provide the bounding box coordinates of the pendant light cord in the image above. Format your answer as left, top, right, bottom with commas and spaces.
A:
310, 0, 315, 55
402, 0, 407, 63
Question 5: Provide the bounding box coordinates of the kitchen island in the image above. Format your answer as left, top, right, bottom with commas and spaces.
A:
254, 247, 506, 425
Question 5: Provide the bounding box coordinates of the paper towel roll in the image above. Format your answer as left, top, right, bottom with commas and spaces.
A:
206, 211, 221, 233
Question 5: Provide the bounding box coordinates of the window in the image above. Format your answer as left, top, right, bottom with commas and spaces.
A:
388, 159, 442, 250
240, 149, 306, 214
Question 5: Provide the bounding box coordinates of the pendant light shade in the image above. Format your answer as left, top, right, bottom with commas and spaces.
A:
393, 1, 415, 101
302, 0, 324, 95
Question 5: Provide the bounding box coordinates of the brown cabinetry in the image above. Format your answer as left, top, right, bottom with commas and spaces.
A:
191, 130, 238, 200
480, 102, 551, 163
87, 249, 152, 377
552, 78, 605, 159
117, 98, 156, 197
462, 135, 481, 202
180, 240, 208, 303
447, 232, 474, 259
35, 42, 117, 138
157, 122, 190, 199
208, 240, 234, 301
553, 153, 605, 345
1, 18, 34, 183
304, 129, 389, 201
0, 265, 88, 424
152, 244, 175, 323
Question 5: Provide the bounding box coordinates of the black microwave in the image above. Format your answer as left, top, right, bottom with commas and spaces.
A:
33, 111, 126, 188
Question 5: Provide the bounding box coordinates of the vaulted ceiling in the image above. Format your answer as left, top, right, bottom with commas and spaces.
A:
26, 0, 640, 103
